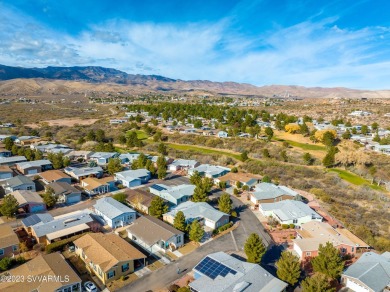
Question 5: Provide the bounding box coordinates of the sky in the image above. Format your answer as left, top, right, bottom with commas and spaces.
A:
0, 0, 389, 89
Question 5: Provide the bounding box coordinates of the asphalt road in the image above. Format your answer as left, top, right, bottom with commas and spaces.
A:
119, 188, 274, 292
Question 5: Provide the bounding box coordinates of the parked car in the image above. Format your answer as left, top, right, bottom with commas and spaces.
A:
84, 281, 97, 292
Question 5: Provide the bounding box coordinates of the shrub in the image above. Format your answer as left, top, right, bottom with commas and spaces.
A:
214, 222, 233, 235
281, 224, 289, 229
231, 210, 238, 217
45, 233, 89, 253
289, 224, 295, 229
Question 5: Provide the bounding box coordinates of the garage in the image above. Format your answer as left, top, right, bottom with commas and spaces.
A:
66, 194, 81, 204
27, 169, 38, 175
29, 204, 46, 213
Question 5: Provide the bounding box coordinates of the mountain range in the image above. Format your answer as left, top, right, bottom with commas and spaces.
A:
0, 64, 389, 98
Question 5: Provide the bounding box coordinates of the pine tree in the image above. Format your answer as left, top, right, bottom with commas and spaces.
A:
303, 152, 313, 165
311, 242, 344, 280
158, 143, 168, 155
192, 185, 208, 202
240, 151, 249, 161
301, 273, 335, 292
265, 127, 274, 141
190, 171, 202, 185
173, 211, 187, 232
276, 251, 301, 286
322, 151, 335, 168
157, 156, 167, 179
107, 158, 123, 174
218, 193, 232, 214
189, 220, 204, 242
149, 196, 168, 219
244, 233, 266, 264
4, 137, 14, 150
43, 190, 57, 209
0, 195, 19, 218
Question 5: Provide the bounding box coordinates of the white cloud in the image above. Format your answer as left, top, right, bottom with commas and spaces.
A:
0, 2, 389, 89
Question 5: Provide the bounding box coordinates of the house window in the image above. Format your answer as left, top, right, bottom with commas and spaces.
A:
352, 247, 354, 252
107, 270, 115, 279
177, 236, 182, 244
12, 245, 18, 252
122, 263, 129, 272
132, 235, 137, 241
27, 186, 33, 190
0, 249, 4, 256
306, 252, 311, 256
293, 219, 298, 224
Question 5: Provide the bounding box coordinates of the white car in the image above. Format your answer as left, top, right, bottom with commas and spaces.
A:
84, 281, 98, 292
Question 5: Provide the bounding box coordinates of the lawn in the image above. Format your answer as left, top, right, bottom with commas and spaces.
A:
166, 143, 242, 161
274, 137, 326, 151
329, 168, 385, 191
135, 130, 149, 140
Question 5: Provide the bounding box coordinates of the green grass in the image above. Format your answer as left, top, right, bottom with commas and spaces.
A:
132, 130, 149, 140
166, 143, 242, 161
274, 137, 326, 151
329, 168, 385, 191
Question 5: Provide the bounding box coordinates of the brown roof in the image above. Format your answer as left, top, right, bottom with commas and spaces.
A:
40, 169, 70, 182
48, 181, 80, 196
0, 165, 12, 173
0, 225, 19, 249
81, 176, 113, 191
218, 172, 262, 183
0, 253, 81, 292
10, 190, 44, 205
126, 215, 183, 246
125, 189, 154, 208
74, 233, 146, 272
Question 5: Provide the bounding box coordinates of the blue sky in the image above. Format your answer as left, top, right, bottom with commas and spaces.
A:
0, 0, 389, 89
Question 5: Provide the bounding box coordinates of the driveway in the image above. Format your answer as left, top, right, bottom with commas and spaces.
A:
118, 231, 237, 292
119, 189, 274, 292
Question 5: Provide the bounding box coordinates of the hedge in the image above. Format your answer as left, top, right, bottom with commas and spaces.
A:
213, 222, 233, 235
45, 232, 90, 254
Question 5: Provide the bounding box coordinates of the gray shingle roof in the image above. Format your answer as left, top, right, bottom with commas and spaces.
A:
65, 166, 103, 177
4, 175, 34, 187
22, 213, 54, 227
190, 252, 287, 292
170, 159, 198, 167
343, 252, 390, 292
115, 169, 150, 181
94, 197, 136, 220
0, 156, 27, 164
252, 182, 297, 200
165, 201, 228, 223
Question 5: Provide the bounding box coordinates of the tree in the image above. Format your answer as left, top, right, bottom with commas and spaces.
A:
158, 143, 168, 155
189, 220, 204, 242
190, 171, 202, 186
95, 129, 106, 142
156, 156, 167, 179
285, 123, 301, 134
301, 273, 335, 292
4, 137, 14, 150
276, 251, 301, 286
280, 150, 288, 162
264, 127, 273, 141
218, 193, 233, 214
194, 120, 202, 128
0, 195, 19, 218
86, 130, 96, 141
43, 187, 57, 208
322, 131, 335, 147
192, 185, 208, 202
262, 148, 270, 158
218, 181, 227, 189
24, 148, 34, 161
373, 134, 381, 142
88, 160, 98, 167
177, 287, 191, 292
322, 150, 335, 168
48, 153, 64, 169
240, 151, 249, 161
244, 233, 266, 264
314, 130, 337, 144
311, 242, 344, 280
303, 152, 313, 165
149, 196, 168, 219
300, 123, 310, 136
112, 193, 127, 203
107, 158, 123, 175
231, 167, 238, 173
153, 131, 163, 142
371, 122, 379, 131
361, 125, 369, 135
34, 150, 43, 160
342, 129, 352, 140
0, 257, 12, 271
11, 144, 19, 155
173, 211, 187, 232
262, 175, 271, 183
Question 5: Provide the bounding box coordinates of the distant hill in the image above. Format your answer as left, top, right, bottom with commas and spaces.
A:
0, 64, 389, 98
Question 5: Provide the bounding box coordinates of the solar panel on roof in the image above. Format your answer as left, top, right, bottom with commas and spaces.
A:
151, 184, 168, 191
194, 256, 237, 280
